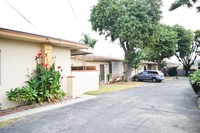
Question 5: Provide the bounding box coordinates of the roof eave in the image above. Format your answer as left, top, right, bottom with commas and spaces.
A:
0, 28, 89, 49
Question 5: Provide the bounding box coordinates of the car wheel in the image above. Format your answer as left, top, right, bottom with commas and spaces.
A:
152, 78, 157, 82
134, 77, 139, 81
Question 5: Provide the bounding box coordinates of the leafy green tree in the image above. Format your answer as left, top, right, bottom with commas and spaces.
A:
173, 25, 197, 76
81, 34, 97, 49
90, 0, 162, 81
169, 0, 200, 12
146, 24, 178, 70
130, 50, 146, 75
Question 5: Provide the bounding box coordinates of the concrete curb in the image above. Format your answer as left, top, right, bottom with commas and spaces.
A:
0, 94, 96, 122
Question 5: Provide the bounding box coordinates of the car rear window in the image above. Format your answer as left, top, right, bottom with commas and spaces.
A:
152, 71, 158, 74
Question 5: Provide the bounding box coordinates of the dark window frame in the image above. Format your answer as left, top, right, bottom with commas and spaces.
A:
109, 63, 112, 74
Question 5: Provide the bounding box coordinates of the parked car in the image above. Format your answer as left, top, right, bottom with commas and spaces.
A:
131, 70, 165, 82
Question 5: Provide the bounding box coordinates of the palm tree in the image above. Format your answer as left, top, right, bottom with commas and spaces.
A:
169, 0, 200, 12
81, 34, 97, 49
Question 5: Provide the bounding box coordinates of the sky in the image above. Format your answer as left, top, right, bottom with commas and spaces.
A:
0, 0, 200, 59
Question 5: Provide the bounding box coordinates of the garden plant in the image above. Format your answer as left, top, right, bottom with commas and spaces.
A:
6, 52, 66, 106
189, 70, 200, 95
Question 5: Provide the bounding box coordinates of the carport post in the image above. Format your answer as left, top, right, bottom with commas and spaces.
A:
67, 76, 76, 98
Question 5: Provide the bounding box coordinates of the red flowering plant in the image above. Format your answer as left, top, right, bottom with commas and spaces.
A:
6, 52, 66, 106
26, 52, 66, 104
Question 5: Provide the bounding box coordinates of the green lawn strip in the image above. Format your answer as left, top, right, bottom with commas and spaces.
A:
0, 117, 23, 128
85, 84, 136, 95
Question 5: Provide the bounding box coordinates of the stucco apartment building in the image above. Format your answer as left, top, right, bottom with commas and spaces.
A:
71, 55, 124, 83
0, 28, 99, 109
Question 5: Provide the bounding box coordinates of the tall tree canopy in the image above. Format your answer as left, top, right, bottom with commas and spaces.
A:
169, 0, 200, 12
90, 0, 162, 81
173, 25, 197, 76
146, 24, 178, 70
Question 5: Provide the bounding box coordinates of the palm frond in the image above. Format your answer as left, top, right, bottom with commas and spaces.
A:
197, 6, 200, 12
169, 0, 184, 11
80, 34, 97, 49
169, 0, 194, 11
192, 0, 198, 3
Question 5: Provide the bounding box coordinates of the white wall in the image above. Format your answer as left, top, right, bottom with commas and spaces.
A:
111, 61, 123, 77
0, 38, 40, 109
53, 46, 71, 93
68, 70, 99, 97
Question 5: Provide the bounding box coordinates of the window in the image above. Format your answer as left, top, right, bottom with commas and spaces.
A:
147, 64, 152, 70
139, 71, 147, 75
147, 71, 152, 74
152, 71, 158, 74
147, 71, 158, 75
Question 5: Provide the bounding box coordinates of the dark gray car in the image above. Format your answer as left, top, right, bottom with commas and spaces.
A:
131, 70, 165, 82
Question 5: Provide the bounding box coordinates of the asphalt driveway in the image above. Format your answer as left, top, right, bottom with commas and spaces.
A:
1, 77, 200, 133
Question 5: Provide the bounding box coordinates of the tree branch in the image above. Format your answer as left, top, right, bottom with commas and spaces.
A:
126, 41, 130, 50
120, 41, 127, 51
191, 54, 198, 65
175, 53, 183, 64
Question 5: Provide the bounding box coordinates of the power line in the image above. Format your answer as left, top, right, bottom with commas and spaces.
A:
67, 0, 83, 33
4, 0, 38, 31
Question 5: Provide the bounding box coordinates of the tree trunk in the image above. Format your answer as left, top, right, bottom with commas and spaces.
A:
125, 63, 132, 82
157, 59, 162, 70
184, 65, 191, 76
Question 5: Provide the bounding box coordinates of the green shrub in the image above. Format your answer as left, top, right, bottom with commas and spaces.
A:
107, 73, 111, 82
99, 74, 102, 83
168, 67, 176, 76
6, 86, 37, 106
189, 70, 200, 94
7, 52, 66, 106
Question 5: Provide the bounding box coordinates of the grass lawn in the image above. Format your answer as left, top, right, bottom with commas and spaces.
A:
85, 82, 144, 95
